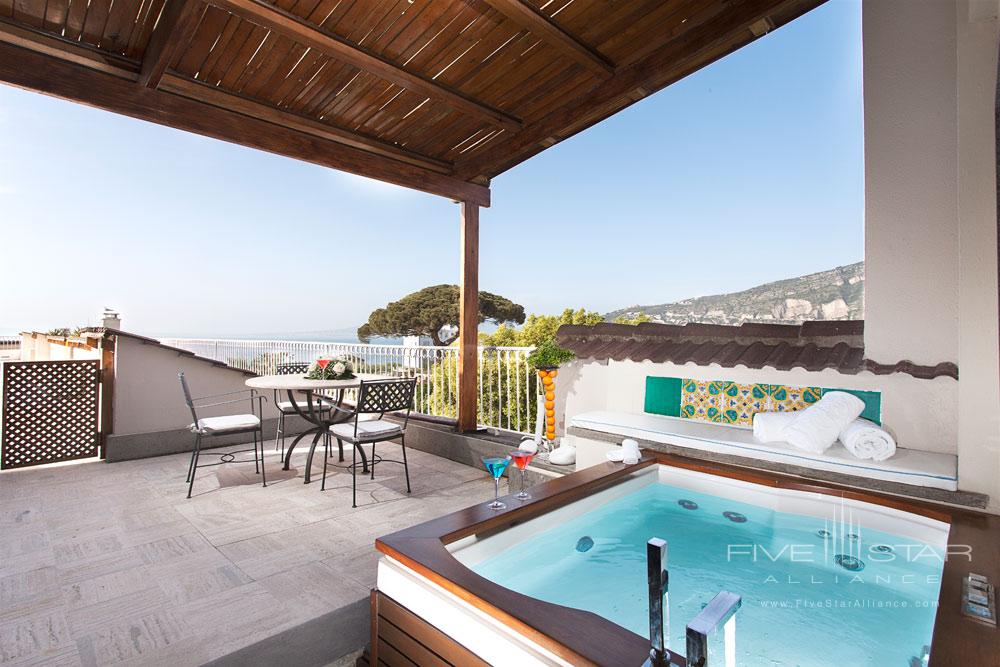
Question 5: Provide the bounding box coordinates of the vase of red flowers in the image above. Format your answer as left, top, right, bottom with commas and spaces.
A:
305, 355, 355, 380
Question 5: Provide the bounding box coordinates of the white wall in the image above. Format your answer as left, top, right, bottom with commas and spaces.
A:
863, 0, 960, 366
113, 335, 282, 436
956, 0, 1000, 508
560, 358, 958, 455
863, 0, 1000, 510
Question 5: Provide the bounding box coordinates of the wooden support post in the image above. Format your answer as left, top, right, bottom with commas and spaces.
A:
458, 201, 480, 432
98, 334, 115, 459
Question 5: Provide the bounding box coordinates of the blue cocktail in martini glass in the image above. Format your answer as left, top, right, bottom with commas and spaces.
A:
481, 456, 510, 510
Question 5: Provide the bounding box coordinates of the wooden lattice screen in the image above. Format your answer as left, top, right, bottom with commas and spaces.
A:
1, 360, 101, 469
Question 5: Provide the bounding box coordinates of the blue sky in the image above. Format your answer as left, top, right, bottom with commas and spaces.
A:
0, 0, 862, 338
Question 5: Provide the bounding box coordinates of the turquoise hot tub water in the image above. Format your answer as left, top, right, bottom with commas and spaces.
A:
470, 481, 945, 666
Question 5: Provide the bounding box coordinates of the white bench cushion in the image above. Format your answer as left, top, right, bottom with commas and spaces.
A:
330, 419, 401, 442
570, 411, 958, 491
194, 414, 260, 433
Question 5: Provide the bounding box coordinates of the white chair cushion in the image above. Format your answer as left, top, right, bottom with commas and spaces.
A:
193, 414, 261, 433
330, 419, 402, 442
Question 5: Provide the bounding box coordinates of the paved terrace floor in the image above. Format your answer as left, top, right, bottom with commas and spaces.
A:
0, 441, 494, 667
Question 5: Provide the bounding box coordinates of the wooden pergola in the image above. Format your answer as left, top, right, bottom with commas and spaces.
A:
0, 0, 823, 431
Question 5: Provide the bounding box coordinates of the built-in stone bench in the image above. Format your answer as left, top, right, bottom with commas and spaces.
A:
567, 410, 987, 508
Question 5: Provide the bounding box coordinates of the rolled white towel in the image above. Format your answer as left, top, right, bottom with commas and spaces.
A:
621, 438, 641, 465
782, 391, 866, 454
752, 411, 797, 443
839, 418, 896, 461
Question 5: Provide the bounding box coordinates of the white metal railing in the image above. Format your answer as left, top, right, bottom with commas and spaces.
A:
159, 338, 538, 434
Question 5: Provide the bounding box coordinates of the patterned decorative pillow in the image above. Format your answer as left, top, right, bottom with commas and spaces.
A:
644, 376, 879, 427
680, 379, 725, 422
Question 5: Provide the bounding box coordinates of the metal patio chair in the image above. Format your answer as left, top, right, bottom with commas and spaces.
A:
323, 378, 417, 508
273, 361, 337, 458
179, 372, 267, 498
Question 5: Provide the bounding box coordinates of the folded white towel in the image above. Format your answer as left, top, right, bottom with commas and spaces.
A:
782, 391, 866, 454
752, 411, 797, 443
839, 418, 896, 461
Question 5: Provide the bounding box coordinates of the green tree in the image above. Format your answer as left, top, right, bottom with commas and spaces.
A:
426, 350, 538, 432
358, 285, 525, 346
423, 308, 605, 433
613, 312, 653, 325
46, 326, 84, 337
480, 308, 604, 347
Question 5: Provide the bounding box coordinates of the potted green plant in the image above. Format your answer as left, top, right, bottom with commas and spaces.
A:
528, 341, 575, 442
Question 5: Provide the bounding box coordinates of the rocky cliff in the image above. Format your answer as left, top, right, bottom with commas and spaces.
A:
607, 262, 864, 325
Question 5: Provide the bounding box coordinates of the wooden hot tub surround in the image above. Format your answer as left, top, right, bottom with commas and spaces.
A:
372, 452, 1000, 667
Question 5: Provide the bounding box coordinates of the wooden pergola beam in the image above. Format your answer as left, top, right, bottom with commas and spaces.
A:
139, 0, 203, 88
457, 201, 480, 432
0, 19, 454, 174
205, 0, 523, 132
160, 75, 453, 173
0, 18, 138, 78
479, 0, 614, 77
0, 41, 491, 206
456, 0, 823, 180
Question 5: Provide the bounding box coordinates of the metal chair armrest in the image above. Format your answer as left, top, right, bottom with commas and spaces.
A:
194, 396, 257, 409
191, 388, 255, 401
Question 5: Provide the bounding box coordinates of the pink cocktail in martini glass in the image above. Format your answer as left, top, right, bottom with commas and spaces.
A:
509, 450, 535, 500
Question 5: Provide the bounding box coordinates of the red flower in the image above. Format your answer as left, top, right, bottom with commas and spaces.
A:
317, 359, 330, 369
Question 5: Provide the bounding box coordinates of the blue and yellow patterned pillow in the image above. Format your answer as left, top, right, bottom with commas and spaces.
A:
644, 376, 879, 427
680, 379, 726, 422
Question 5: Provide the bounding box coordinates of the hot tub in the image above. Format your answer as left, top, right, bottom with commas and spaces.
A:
373, 455, 998, 666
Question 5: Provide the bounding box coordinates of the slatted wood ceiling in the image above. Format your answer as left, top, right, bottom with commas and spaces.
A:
0, 0, 825, 204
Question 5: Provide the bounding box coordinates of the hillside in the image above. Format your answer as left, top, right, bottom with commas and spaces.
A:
607, 262, 864, 326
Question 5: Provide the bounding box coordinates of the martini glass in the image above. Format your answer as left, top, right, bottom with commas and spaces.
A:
481, 456, 510, 510
508, 450, 535, 500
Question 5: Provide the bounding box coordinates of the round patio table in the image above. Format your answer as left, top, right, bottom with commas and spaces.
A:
245, 373, 389, 484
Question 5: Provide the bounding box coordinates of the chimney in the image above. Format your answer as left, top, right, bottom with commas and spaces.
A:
102, 308, 121, 330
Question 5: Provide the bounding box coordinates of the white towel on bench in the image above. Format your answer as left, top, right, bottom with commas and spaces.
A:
782, 391, 866, 454
840, 418, 896, 461
752, 411, 797, 443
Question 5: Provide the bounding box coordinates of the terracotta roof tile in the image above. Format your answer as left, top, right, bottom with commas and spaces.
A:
555, 321, 957, 380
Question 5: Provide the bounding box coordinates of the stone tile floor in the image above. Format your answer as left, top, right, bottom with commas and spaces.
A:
0, 441, 494, 666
